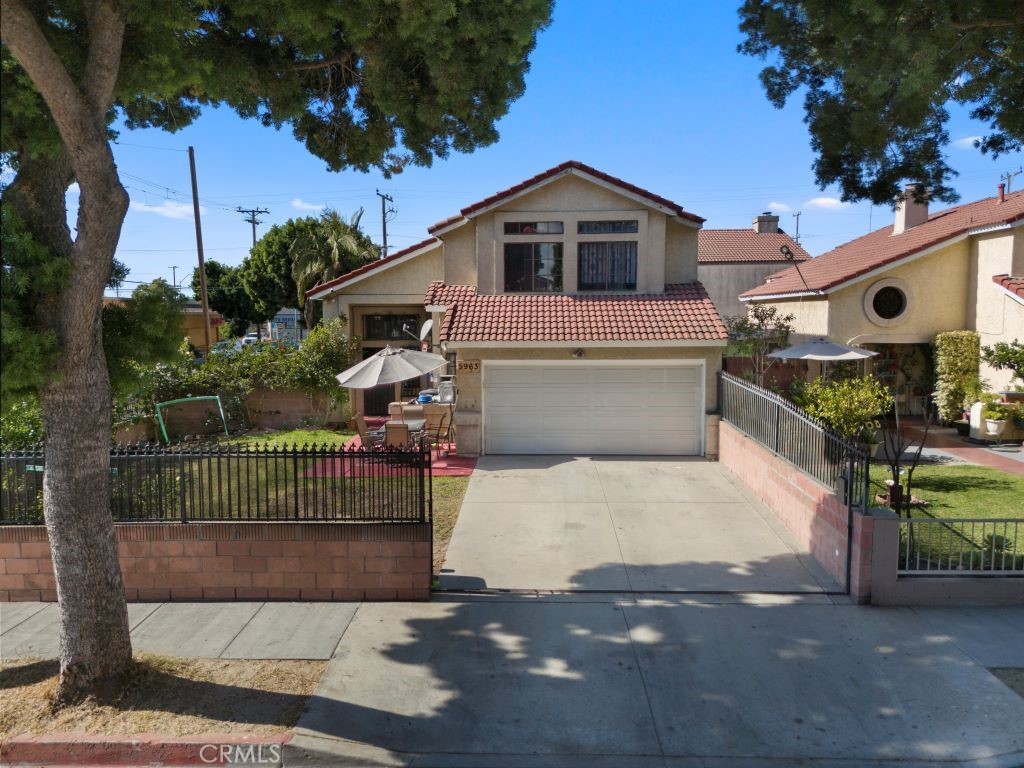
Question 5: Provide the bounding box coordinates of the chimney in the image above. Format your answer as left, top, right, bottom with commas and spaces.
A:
752, 211, 779, 234
893, 183, 928, 234
998, 183, 1006, 203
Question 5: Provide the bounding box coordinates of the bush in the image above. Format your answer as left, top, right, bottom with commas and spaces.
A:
801, 376, 894, 438
982, 340, 1024, 389
0, 398, 44, 449
934, 331, 980, 422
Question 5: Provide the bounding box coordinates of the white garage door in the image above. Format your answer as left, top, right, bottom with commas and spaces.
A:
483, 363, 702, 455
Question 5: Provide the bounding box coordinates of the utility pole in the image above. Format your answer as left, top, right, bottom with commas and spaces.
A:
376, 189, 394, 258
1000, 167, 1022, 193
188, 146, 213, 355
170, 265, 178, 292
791, 211, 802, 244
236, 206, 270, 248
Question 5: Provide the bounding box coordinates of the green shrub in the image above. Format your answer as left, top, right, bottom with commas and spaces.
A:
802, 376, 894, 438
934, 331, 980, 422
981, 340, 1024, 389
0, 398, 44, 449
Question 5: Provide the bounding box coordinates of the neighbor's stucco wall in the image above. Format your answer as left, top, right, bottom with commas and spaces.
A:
825, 238, 971, 344
447, 345, 723, 455
700, 263, 794, 319
970, 229, 1024, 391
754, 297, 830, 340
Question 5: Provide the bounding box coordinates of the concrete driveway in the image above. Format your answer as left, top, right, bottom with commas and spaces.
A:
438, 456, 835, 593
289, 598, 1024, 767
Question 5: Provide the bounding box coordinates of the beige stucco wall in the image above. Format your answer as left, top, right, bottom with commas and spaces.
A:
321, 246, 443, 327
969, 229, 1022, 391
753, 297, 830, 340
700, 263, 793, 319
664, 219, 699, 285
440, 174, 699, 295
447, 345, 723, 455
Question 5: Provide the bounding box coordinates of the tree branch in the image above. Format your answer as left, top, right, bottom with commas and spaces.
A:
0, 0, 104, 156
82, 0, 126, 119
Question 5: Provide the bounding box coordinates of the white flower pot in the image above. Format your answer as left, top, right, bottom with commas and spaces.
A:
985, 419, 1006, 437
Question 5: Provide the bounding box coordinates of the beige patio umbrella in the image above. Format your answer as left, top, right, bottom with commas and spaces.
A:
335, 345, 448, 388
768, 337, 878, 378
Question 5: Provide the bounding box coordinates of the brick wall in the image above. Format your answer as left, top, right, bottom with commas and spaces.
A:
719, 420, 874, 600
0, 522, 431, 603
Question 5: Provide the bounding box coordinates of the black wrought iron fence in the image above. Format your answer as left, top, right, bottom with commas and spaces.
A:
1, 443, 431, 525
719, 373, 870, 510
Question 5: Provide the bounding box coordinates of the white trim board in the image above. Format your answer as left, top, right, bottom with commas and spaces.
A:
446, 339, 726, 349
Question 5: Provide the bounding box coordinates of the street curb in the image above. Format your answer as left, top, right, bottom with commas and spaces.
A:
0, 730, 293, 766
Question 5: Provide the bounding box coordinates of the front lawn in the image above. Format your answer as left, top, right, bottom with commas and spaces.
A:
870, 463, 1024, 569
869, 463, 1024, 520
224, 427, 353, 448
432, 476, 470, 576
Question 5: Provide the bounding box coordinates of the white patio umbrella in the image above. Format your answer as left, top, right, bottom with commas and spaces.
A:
768, 337, 878, 362
335, 345, 448, 388
768, 337, 877, 379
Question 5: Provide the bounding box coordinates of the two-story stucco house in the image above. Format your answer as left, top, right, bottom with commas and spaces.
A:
740, 186, 1024, 408
308, 161, 728, 456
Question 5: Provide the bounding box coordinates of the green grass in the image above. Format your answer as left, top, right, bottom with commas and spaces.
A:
431, 476, 470, 575
223, 427, 354, 448
870, 463, 1024, 571
869, 463, 1024, 520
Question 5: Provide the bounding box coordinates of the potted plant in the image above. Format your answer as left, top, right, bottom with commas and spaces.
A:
856, 420, 882, 458
981, 396, 1012, 437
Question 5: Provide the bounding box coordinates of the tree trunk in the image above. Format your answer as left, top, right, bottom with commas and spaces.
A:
2, 0, 134, 702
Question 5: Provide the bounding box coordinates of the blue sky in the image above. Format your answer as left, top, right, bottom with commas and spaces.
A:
75, 0, 1016, 294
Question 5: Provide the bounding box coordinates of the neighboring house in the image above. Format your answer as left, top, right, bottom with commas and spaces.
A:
308, 161, 728, 456
103, 296, 223, 354
740, 186, 1024, 405
698, 213, 809, 318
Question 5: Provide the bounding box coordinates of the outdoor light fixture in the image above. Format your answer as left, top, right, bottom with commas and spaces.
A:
571, 348, 584, 359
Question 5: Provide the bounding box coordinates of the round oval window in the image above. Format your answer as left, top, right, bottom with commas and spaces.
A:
872, 286, 906, 319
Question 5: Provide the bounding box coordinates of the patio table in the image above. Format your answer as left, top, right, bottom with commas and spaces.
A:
389, 418, 426, 433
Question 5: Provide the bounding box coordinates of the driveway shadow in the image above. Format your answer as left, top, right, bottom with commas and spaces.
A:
288, 556, 1024, 766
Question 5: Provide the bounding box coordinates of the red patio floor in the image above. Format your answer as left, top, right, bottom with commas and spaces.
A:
904, 425, 1024, 476
335, 423, 476, 477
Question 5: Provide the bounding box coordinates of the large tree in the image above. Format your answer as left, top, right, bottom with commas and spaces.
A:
238, 217, 320, 321
0, 0, 551, 701
291, 208, 379, 329
738, 1, 1024, 204
192, 260, 272, 338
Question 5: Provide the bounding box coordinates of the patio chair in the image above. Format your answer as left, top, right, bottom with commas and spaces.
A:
384, 421, 411, 448
422, 405, 452, 452
353, 414, 384, 448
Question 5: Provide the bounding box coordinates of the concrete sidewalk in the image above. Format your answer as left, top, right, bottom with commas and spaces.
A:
0, 601, 357, 660
4, 598, 1023, 767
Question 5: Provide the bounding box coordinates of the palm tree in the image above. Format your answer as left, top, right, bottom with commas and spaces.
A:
291, 208, 379, 328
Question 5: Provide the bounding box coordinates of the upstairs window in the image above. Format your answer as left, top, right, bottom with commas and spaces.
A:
363, 314, 420, 340
578, 242, 637, 291
504, 221, 564, 235
578, 219, 639, 234
504, 243, 563, 292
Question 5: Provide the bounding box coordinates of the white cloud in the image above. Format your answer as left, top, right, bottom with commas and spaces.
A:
767, 201, 792, 213
291, 197, 326, 212
952, 135, 982, 149
129, 199, 202, 220
804, 196, 848, 211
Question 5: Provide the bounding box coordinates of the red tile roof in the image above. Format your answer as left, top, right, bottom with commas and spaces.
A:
993, 274, 1024, 299
427, 161, 704, 234
742, 191, 1024, 299
698, 229, 810, 263
305, 237, 440, 298
424, 282, 728, 343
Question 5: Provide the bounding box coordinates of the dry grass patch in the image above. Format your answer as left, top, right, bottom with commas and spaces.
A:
0, 655, 326, 739
432, 476, 470, 575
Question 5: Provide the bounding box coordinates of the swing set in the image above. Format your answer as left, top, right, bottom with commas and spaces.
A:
154, 396, 229, 443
